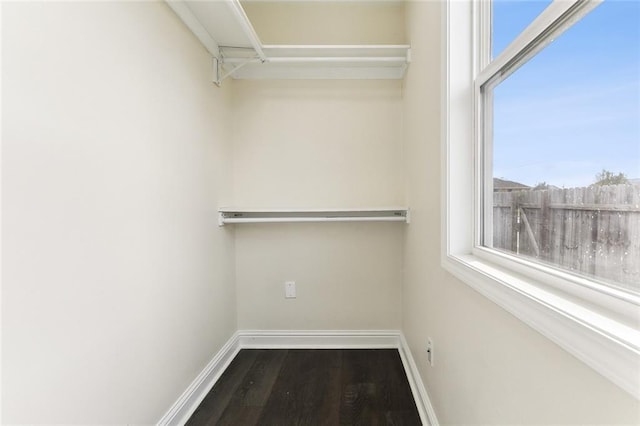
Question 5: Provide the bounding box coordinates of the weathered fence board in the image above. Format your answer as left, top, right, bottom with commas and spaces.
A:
492, 184, 640, 290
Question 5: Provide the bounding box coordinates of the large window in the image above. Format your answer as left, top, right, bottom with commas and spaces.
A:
480, 1, 640, 293
443, 0, 640, 400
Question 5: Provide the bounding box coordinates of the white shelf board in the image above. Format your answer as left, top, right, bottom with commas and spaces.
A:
218, 208, 410, 226
182, 1, 253, 48
166, 1, 411, 81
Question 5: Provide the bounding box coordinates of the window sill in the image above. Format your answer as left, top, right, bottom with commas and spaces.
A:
441, 252, 640, 400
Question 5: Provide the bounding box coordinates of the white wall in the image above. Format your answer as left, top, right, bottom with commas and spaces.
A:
232, 80, 404, 209
233, 1, 407, 331
232, 80, 404, 330
243, 0, 405, 45
235, 222, 403, 330
401, 2, 640, 424
1, 2, 236, 423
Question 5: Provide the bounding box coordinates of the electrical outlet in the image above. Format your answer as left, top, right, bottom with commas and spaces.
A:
285, 281, 296, 298
426, 338, 434, 366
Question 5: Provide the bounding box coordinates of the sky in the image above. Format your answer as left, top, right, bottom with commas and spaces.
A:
491, 0, 640, 188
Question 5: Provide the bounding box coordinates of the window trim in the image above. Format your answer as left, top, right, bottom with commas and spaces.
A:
441, 0, 640, 400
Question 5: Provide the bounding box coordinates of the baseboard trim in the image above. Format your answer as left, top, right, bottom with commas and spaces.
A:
158, 330, 439, 426
237, 329, 401, 349
399, 333, 440, 426
157, 332, 241, 426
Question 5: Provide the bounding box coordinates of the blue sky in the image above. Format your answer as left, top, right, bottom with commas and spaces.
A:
491, 0, 640, 188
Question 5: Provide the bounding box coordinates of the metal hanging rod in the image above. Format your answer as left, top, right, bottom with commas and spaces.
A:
218, 208, 410, 226
222, 57, 407, 64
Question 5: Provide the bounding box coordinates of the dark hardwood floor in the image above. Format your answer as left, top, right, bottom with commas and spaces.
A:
186, 349, 422, 426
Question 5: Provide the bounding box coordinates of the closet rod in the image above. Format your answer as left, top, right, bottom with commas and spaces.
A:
223, 57, 407, 64
218, 209, 410, 226
222, 216, 407, 224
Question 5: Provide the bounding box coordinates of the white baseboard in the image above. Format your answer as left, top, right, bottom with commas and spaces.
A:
158, 329, 438, 426
237, 329, 401, 349
399, 333, 440, 426
157, 332, 241, 426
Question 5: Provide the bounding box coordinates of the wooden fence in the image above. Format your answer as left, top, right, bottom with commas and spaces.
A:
492, 184, 640, 290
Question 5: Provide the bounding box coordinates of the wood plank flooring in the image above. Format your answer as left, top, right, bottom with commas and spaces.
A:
186, 349, 421, 426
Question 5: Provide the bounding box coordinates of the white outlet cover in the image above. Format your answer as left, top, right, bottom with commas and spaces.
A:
285, 281, 296, 298
427, 338, 434, 366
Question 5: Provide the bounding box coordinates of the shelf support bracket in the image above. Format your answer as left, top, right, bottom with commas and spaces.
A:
213, 56, 221, 86
213, 56, 261, 86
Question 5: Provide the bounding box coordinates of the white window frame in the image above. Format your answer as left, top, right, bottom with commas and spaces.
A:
441, 0, 640, 400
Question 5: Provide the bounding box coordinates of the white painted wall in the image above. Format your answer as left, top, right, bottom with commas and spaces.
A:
232, 80, 404, 330
243, 0, 405, 45
231, 0, 407, 347
401, 2, 640, 424
235, 222, 403, 330
1, 2, 236, 423
232, 80, 404, 209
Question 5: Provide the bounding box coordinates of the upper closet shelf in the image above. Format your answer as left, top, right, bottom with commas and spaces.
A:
166, 0, 411, 84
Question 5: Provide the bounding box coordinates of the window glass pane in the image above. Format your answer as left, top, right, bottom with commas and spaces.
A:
486, 0, 640, 292
492, 0, 552, 58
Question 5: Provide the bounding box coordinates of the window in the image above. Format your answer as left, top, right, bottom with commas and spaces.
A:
491, 0, 552, 57
443, 0, 639, 400
481, 0, 640, 294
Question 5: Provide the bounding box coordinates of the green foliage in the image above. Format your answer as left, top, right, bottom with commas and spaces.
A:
533, 182, 548, 190
593, 169, 629, 186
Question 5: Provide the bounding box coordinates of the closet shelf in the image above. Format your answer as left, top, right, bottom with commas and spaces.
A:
221, 45, 411, 81
218, 208, 410, 226
166, 0, 411, 83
